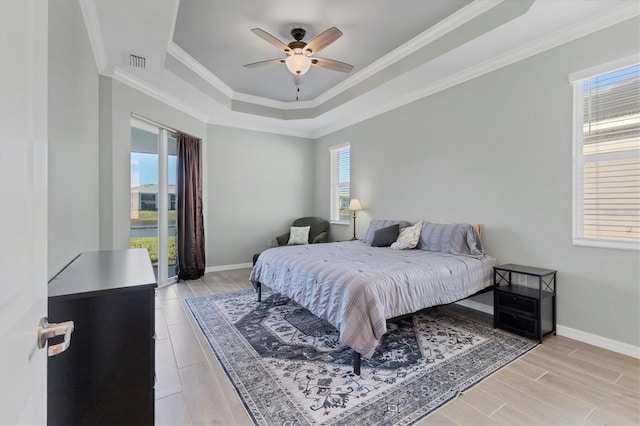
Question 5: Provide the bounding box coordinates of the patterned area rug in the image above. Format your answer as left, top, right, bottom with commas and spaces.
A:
186, 289, 536, 426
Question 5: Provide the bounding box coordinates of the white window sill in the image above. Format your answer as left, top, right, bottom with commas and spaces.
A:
573, 238, 639, 251
330, 220, 350, 226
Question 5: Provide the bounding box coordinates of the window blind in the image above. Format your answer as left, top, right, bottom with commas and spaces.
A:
575, 63, 640, 248
330, 144, 350, 222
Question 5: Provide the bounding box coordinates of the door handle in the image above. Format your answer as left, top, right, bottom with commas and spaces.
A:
37, 317, 74, 357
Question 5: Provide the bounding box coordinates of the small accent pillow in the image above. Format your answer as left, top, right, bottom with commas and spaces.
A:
363, 219, 413, 244
391, 221, 423, 250
287, 226, 310, 245
371, 224, 400, 247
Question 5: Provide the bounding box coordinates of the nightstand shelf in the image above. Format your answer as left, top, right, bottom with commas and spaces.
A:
493, 263, 557, 343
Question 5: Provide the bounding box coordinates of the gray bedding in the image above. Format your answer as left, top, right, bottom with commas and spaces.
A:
249, 240, 496, 358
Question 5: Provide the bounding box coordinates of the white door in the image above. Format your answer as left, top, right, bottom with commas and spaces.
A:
0, 1, 49, 424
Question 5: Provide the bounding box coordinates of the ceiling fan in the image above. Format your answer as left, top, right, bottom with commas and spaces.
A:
244, 27, 354, 85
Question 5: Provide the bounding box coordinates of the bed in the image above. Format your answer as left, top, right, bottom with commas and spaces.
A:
249, 220, 496, 373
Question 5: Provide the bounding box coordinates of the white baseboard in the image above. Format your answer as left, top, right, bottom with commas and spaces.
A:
556, 325, 640, 359
205, 262, 253, 273
455, 299, 493, 315
454, 300, 640, 359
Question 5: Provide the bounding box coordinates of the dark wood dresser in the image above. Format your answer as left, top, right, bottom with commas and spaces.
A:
47, 249, 157, 425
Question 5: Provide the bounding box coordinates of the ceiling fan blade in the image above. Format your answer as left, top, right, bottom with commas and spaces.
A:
250, 28, 291, 53
310, 57, 353, 73
244, 58, 285, 68
304, 27, 342, 54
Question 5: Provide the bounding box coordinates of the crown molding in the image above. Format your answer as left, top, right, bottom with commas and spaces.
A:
311, 1, 640, 138
111, 67, 210, 123
232, 91, 316, 110
111, 67, 314, 139
166, 42, 235, 99
313, 0, 503, 106
78, 0, 108, 73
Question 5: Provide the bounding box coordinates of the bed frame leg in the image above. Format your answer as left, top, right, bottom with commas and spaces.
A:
256, 282, 262, 302
353, 352, 361, 375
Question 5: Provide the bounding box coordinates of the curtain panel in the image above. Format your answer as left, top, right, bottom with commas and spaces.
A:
176, 133, 206, 280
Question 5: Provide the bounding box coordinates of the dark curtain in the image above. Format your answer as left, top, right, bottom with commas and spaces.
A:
177, 133, 205, 280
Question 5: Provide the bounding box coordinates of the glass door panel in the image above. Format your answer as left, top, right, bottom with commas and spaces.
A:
130, 126, 160, 279
168, 134, 178, 278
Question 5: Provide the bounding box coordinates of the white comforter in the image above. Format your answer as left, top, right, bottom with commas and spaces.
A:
249, 241, 496, 358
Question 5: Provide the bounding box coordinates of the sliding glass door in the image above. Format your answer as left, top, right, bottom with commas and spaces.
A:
130, 117, 177, 284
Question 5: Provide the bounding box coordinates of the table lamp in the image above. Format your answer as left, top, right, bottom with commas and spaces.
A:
348, 199, 363, 240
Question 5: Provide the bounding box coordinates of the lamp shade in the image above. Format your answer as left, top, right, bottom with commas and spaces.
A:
285, 53, 311, 75
348, 199, 363, 211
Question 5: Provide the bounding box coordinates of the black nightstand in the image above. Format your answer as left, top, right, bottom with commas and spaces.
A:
493, 264, 557, 343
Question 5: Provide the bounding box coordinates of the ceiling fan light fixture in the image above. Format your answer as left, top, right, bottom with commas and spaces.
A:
285, 53, 311, 76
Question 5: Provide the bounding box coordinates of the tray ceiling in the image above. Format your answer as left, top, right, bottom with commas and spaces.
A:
83, 0, 638, 137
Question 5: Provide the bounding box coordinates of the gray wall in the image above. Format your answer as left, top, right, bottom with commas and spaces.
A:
205, 124, 314, 267
314, 18, 640, 347
98, 79, 314, 266
47, 0, 99, 278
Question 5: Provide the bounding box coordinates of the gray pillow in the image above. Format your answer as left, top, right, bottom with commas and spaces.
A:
418, 222, 484, 257
371, 224, 400, 247
363, 219, 413, 244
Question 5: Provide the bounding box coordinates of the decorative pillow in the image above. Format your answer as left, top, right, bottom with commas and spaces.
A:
418, 222, 484, 257
287, 226, 310, 245
371, 224, 400, 247
390, 221, 423, 250
363, 219, 413, 244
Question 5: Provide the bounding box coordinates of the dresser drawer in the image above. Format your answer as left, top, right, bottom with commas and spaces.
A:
496, 291, 537, 316
495, 309, 538, 338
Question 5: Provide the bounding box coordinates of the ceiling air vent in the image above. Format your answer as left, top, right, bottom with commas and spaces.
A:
129, 54, 146, 69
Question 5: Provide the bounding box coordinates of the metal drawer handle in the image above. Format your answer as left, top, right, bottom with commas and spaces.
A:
37, 317, 74, 357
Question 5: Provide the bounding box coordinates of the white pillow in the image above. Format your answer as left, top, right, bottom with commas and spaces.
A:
391, 221, 423, 250
288, 226, 310, 245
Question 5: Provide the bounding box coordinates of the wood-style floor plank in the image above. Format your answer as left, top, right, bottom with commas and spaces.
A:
418, 410, 458, 425
169, 321, 206, 369
179, 361, 237, 426
155, 338, 183, 400
457, 387, 505, 417
162, 297, 189, 326
585, 406, 640, 426
537, 372, 640, 422
522, 351, 639, 407
489, 403, 548, 426
155, 307, 170, 340
154, 268, 640, 426
472, 376, 582, 424
504, 358, 546, 380
533, 344, 622, 383
155, 393, 193, 426
491, 367, 593, 420
438, 399, 502, 425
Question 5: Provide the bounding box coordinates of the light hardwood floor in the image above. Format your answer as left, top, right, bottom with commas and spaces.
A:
154, 268, 639, 425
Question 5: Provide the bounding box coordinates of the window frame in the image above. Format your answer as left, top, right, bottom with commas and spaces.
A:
329, 143, 351, 225
570, 55, 640, 251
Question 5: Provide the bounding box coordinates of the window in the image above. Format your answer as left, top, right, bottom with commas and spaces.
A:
571, 58, 640, 250
330, 144, 350, 223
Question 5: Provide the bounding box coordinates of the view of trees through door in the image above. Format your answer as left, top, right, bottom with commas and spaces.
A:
130, 117, 178, 283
